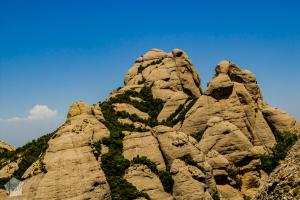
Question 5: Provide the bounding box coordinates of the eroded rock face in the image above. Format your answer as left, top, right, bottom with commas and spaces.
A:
0, 140, 15, 152
0, 160, 19, 179
124, 48, 202, 121
151, 126, 205, 165
254, 140, 300, 200
14, 102, 111, 200
181, 61, 276, 152
262, 106, 300, 134
171, 159, 212, 200
1, 49, 299, 200
124, 164, 173, 200
123, 131, 166, 170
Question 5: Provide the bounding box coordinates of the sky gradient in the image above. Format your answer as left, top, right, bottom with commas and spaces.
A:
0, 0, 299, 147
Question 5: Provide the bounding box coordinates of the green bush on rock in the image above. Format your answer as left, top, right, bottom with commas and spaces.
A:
260, 131, 298, 174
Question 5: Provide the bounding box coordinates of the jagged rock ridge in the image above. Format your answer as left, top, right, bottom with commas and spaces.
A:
0, 48, 299, 200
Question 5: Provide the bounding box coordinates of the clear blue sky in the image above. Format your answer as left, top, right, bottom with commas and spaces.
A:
0, 0, 299, 147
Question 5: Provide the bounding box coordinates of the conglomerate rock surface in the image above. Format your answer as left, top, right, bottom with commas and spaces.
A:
0, 48, 299, 200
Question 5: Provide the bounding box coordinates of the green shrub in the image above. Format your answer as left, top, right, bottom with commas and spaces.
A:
163, 97, 197, 126
0, 130, 56, 188
227, 167, 242, 189
158, 170, 174, 193
100, 101, 150, 200
131, 156, 158, 174
179, 154, 205, 172
260, 131, 298, 174
12, 131, 55, 179
212, 192, 220, 200
131, 156, 174, 193
110, 86, 164, 127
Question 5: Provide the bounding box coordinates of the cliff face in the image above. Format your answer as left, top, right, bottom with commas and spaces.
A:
0, 48, 299, 200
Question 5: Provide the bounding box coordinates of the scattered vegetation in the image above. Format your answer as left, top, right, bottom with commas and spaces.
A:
212, 191, 220, 200
0, 130, 56, 188
137, 58, 163, 74
227, 167, 242, 189
131, 156, 174, 193
260, 131, 298, 174
158, 170, 174, 193
179, 154, 205, 172
163, 97, 197, 127
0, 177, 10, 189
110, 87, 164, 127
100, 100, 150, 200
131, 156, 158, 174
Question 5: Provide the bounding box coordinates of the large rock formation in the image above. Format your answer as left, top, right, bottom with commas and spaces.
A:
0, 49, 298, 200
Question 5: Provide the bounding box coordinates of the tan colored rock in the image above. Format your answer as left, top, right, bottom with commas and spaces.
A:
118, 118, 150, 130
22, 160, 44, 179
124, 164, 173, 200
92, 103, 105, 121
180, 93, 252, 140
157, 91, 189, 122
124, 48, 202, 102
140, 48, 169, 61
113, 103, 149, 120
108, 85, 144, 99
217, 184, 244, 200
199, 117, 254, 163
16, 102, 111, 200
205, 74, 233, 100
254, 139, 300, 200
262, 106, 300, 133
67, 101, 92, 118
152, 126, 205, 165
181, 61, 276, 153
216, 60, 231, 74
100, 144, 109, 155
241, 170, 268, 199
0, 140, 15, 152
0, 160, 19, 178
171, 159, 212, 200
206, 150, 229, 170
123, 131, 166, 170
252, 110, 276, 149
227, 63, 262, 102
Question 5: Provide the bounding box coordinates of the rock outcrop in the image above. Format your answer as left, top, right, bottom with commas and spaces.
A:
1, 49, 298, 200
254, 139, 300, 200
0, 140, 15, 152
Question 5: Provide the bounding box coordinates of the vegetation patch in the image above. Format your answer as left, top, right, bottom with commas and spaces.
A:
227, 167, 242, 189
179, 154, 205, 172
158, 170, 174, 193
0, 130, 56, 188
137, 58, 163, 74
110, 87, 164, 127
212, 192, 220, 200
260, 131, 298, 174
131, 156, 158, 174
163, 97, 197, 127
131, 156, 174, 193
100, 101, 150, 200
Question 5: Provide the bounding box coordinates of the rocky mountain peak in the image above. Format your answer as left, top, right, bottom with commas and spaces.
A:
206, 60, 262, 103
0, 48, 299, 200
124, 48, 202, 100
